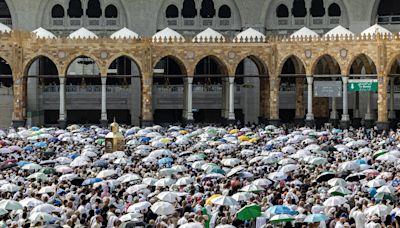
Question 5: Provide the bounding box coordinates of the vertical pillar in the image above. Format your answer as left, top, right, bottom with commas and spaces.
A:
58, 77, 67, 128
377, 74, 389, 131
294, 77, 305, 125
340, 76, 350, 128
12, 74, 26, 128
100, 77, 108, 127
141, 72, 153, 126
364, 92, 374, 128
223, 78, 229, 122
388, 77, 396, 120
183, 77, 194, 123
269, 76, 280, 125
305, 76, 314, 127
330, 78, 339, 126
227, 77, 235, 123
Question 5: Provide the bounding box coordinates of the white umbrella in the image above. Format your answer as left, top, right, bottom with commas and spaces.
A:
367, 179, 386, 188
0, 200, 23, 211
32, 204, 61, 213
55, 165, 73, 174
192, 161, 206, 169
339, 161, 360, 171
127, 201, 151, 213
55, 157, 72, 164
38, 186, 56, 194
216, 225, 236, 228
118, 174, 142, 183
323, 196, 347, 207
365, 204, 391, 217
119, 213, 143, 222
280, 164, 299, 173
142, 177, 158, 186
253, 178, 272, 187
175, 177, 194, 186
327, 178, 347, 187
376, 154, 397, 163
180, 223, 203, 228
171, 165, 188, 173
210, 196, 239, 206
97, 169, 117, 179
113, 151, 126, 158
0, 183, 20, 193
70, 157, 89, 167
81, 151, 97, 158
150, 201, 175, 215
278, 158, 296, 165
19, 198, 43, 208
29, 212, 55, 223
328, 186, 352, 196
157, 191, 180, 203
226, 166, 245, 177
222, 158, 241, 167
268, 172, 287, 181
159, 168, 178, 177
377, 185, 395, 194
240, 184, 265, 192
22, 163, 42, 171
232, 192, 253, 201
126, 184, 148, 194
59, 173, 78, 182
155, 178, 175, 187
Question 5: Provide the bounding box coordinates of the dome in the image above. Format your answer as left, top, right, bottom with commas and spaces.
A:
152, 27, 185, 42
234, 28, 266, 42
68, 27, 98, 39
361, 24, 391, 36
110, 27, 139, 39
33, 27, 56, 39
290, 27, 319, 38
193, 28, 225, 42
0, 22, 11, 33
324, 25, 354, 38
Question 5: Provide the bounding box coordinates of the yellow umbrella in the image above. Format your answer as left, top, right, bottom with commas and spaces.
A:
239, 135, 250, 142
229, 129, 239, 134
206, 194, 222, 205
249, 138, 258, 143
159, 138, 171, 144
179, 130, 188, 135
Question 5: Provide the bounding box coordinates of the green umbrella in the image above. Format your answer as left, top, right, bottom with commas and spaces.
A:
236, 204, 261, 221
374, 192, 394, 201
270, 214, 295, 223
207, 168, 225, 175
328, 186, 352, 196
27, 172, 48, 181
373, 150, 388, 159
95, 139, 105, 145
39, 167, 56, 175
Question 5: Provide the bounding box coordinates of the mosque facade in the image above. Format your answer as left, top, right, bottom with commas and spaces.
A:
0, 0, 399, 130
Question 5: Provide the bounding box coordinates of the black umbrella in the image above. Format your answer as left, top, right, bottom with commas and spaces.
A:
316, 172, 336, 182
119, 221, 146, 228
345, 173, 366, 182
70, 178, 84, 186
321, 145, 337, 152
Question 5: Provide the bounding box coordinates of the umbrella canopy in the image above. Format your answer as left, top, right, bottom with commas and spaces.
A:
29, 212, 55, 223
157, 191, 180, 203
267, 205, 297, 215
240, 184, 265, 193
236, 204, 261, 221
127, 201, 151, 213
270, 214, 295, 223
210, 196, 239, 206
0, 200, 23, 211
150, 201, 175, 215
323, 196, 347, 207
304, 214, 329, 223
82, 178, 103, 186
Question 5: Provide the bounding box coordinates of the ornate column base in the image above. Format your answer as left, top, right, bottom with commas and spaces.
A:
100, 119, 108, 128
141, 119, 154, 127
268, 119, 281, 127
58, 119, 67, 129
12, 120, 25, 128
305, 119, 315, 128
352, 118, 362, 129
339, 120, 350, 129
294, 118, 304, 126
376, 121, 389, 132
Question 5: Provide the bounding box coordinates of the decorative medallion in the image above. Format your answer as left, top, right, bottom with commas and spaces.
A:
58, 51, 66, 59
228, 51, 236, 59
304, 49, 312, 59
186, 51, 195, 59
340, 48, 348, 58
100, 51, 108, 59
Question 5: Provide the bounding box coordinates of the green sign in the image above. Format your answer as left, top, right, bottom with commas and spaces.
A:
348, 79, 378, 92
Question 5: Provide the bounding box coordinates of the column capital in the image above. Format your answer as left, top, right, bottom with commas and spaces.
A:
341, 76, 349, 83
306, 75, 313, 84
184, 76, 193, 84
101, 77, 107, 84
228, 76, 235, 84
59, 77, 66, 84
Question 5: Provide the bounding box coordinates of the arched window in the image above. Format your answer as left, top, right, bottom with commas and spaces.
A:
67, 0, 83, 18
292, 0, 307, 17
86, 0, 102, 18
218, 5, 231, 18
328, 3, 341, 16
105, 4, 118, 18
182, 0, 197, 18
276, 4, 289, 17
0, 0, 11, 19
200, 0, 215, 18
310, 0, 325, 17
166, 5, 179, 18
378, 0, 400, 16
51, 4, 65, 18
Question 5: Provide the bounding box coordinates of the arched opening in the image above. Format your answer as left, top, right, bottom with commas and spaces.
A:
313, 55, 342, 127
86, 0, 102, 18
235, 56, 269, 124
218, 5, 231, 18
67, 0, 83, 18
51, 4, 65, 18
166, 5, 179, 18
0, 57, 12, 128
107, 56, 141, 125
193, 56, 226, 123
153, 56, 186, 125
328, 3, 341, 17
276, 4, 289, 18
25, 56, 59, 126
0, 0, 12, 26
182, 0, 197, 18
377, 0, 400, 24
200, 0, 215, 18
384, 57, 400, 128
310, 0, 325, 17
279, 56, 306, 124
66, 56, 101, 124
348, 54, 378, 128
292, 0, 307, 17
105, 4, 118, 18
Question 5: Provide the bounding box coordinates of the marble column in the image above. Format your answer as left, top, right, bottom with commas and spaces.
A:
306, 76, 314, 121
269, 77, 280, 125
58, 77, 66, 128
388, 77, 396, 120
141, 72, 153, 126
183, 77, 194, 123
100, 77, 108, 126
340, 76, 350, 128
377, 75, 389, 131
227, 77, 235, 122
295, 77, 305, 125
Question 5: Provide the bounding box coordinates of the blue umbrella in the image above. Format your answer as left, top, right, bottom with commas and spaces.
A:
99, 129, 109, 135
158, 157, 173, 165
125, 129, 135, 136
68, 153, 79, 160
139, 137, 151, 143
23, 146, 33, 152
95, 160, 108, 168
34, 142, 48, 148
332, 129, 343, 134
31, 127, 40, 131
57, 189, 66, 195
48, 137, 59, 143
354, 159, 367, 165
17, 161, 31, 167
304, 214, 329, 223
267, 205, 298, 215
368, 187, 377, 197
82, 178, 103, 186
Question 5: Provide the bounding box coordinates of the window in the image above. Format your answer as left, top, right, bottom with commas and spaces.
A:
182, 0, 197, 18
0, 0, 11, 19
67, 0, 83, 18
105, 4, 118, 18
200, 0, 215, 18
166, 5, 179, 18
310, 0, 325, 17
378, 0, 400, 16
218, 5, 231, 18
52, 4, 65, 18
292, 0, 306, 17
276, 4, 289, 18
86, 0, 102, 18
328, 3, 341, 17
